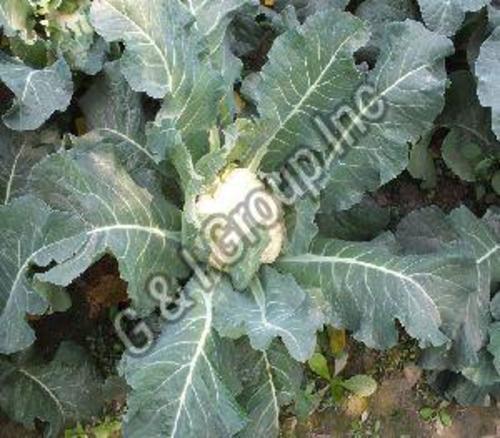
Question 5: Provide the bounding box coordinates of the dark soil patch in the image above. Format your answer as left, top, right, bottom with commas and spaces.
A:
31, 255, 128, 374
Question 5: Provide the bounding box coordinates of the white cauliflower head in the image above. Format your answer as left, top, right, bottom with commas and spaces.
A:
195, 168, 285, 269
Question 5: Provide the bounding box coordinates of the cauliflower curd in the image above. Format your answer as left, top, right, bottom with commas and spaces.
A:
195, 168, 285, 268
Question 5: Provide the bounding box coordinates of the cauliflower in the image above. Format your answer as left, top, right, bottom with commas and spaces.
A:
195, 168, 285, 269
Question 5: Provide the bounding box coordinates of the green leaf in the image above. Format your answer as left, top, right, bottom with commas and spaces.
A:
91, 0, 205, 99
341, 375, 377, 397
397, 207, 498, 370
438, 410, 452, 427
28, 148, 188, 312
355, 0, 418, 58
438, 71, 498, 150
154, 57, 225, 138
487, 322, 500, 374
417, 0, 489, 36
78, 61, 150, 164
46, 0, 107, 75
183, 0, 249, 103
443, 373, 500, 406
0, 53, 73, 131
284, 197, 319, 255
491, 291, 500, 321
320, 20, 453, 210
408, 133, 437, 188
476, 27, 500, 141
419, 407, 435, 421
236, 9, 369, 171
120, 278, 247, 438
76, 62, 175, 194
442, 129, 485, 182
317, 197, 390, 241
0, 125, 52, 204
308, 352, 331, 380
184, 0, 249, 54
461, 350, 500, 386
277, 235, 477, 350
492, 171, 500, 195
0, 342, 104, 438
213, 267, 324, 362
274, 0, 349, 22
236, 339, 303, 438
490, 4, 500, 28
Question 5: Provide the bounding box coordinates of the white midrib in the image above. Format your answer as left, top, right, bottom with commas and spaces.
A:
281, 254, 436, 308
170, 292, 213, 438
477, 245, 500, 265
18, 368, 64, 418
436, 0, 452, 32
99, 0, 173, 92
263, 352, 279, 433
4, 140, 26, 205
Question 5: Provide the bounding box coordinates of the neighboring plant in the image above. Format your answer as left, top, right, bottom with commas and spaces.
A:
419, 403, 453, 428
0, 0, 500, 437
308, 352, 378, 402
65, 417, 122, 438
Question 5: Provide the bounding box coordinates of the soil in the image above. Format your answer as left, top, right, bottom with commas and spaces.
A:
283, 337, 500, 437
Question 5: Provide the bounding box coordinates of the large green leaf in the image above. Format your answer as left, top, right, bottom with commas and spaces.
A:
213, 267, 323, 362
177, 0, 252, 122
236, 339, 303, 438
120, 278, 247, 438
237, 9, 369, 170
28, 148, 188, 309
0, 54, 73, 131
277, 234, 477, 350
320, 20, 453, 211
396, 207, 500, 370
91, 0, 204, 99
417, 0, 489, 36
0, 342, 104, 438
476, 27, 500, 142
